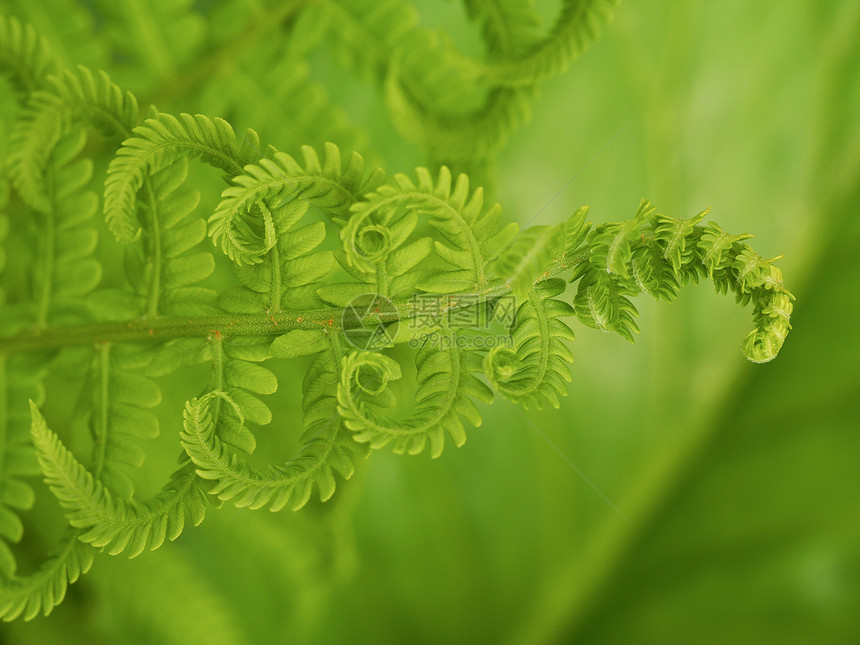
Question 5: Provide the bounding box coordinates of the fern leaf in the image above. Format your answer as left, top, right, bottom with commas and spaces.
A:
79, 344, 161, 499
25, 130, 101, 327
485, 278, 575, 410
332, 205, 433, 301
652, 207, 707, 274
210, 142, 383, 264
0, 356, 43, 578
568, 204, 794, 360
0, 529, 93, 621
491, 206, 589, 301
338, 343, 493, 458
105, 112, 261, 243
180, 387, 364, 512
571, 263, 640, 342
347, 166, 516, 293
9, 65, 138, 213
219, 195, 337, 315
462, 0, 619, 87
123, 157, 216, 318
462, 0, 542, 57
0, 13, 55, 95
30, 403, 206, 558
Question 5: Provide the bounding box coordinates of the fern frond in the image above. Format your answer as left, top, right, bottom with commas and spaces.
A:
462, 0, 542, 57
180, 383, 364, 511
0, 529, 93, 621
485, 278, 575, 410
29, 404, 206, 558
385, 78, 534, 167
218, 195, 338, 316
330, 204, 434, 302
79, 344, 161, 499
184, 333, 364, 511
461, 0, 619, 87
125, 157, 216, 318
0, 356, 42, 578
0, 13, 55, 95
571, 263, 641, 342
346, 166, 517, 294
210, 142, 383, 264
25, 130, 101, 328
491, 206, 590, 301
105, 112, 261, 244
587, 198, 653, 277
338, 343, 493, 458
90, 0, 205, 94
569, 203, 794, 361
9, 65, 138, 212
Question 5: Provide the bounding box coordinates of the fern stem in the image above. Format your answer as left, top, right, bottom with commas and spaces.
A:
35, 166, 56, 329
0, 355, 7, 477
0, 259, 581, 355
269, 245, 282, 314
144, 180, 162, 319
93, 343, 111, 479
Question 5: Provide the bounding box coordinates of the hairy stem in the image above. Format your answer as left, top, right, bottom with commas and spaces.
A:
0, 279, 534, 354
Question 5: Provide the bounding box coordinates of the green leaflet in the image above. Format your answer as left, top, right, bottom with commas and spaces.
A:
0, 528, 93, 621
23, 129, 101, 328
0, 355, 42, 579
125, 156, 216, 318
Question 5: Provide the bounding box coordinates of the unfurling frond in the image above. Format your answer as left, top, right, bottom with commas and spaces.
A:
344, 165, 518, 294
105, 112, 261, 243
570, 201, 794, 361
209, 142, 383, 264
485, 278, 575, 410
460, 0, 620, 87
29, 403, 206, 558
338, 345, 493, 458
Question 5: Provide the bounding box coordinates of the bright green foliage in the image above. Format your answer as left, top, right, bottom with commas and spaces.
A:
0, 5, 794, 626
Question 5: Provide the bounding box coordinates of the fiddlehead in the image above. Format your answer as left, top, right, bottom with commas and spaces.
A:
105, 112, 261, 243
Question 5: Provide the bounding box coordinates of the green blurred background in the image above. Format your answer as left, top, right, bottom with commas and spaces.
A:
2, 0, 859, 643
